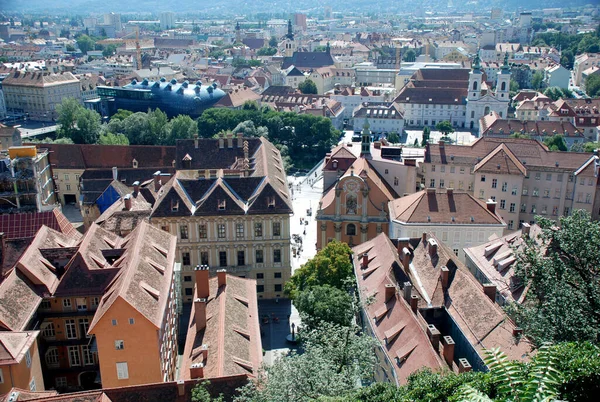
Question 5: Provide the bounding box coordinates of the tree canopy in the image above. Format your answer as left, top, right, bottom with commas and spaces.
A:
76, 34, 95, 54
435, 121, 454, 136
56, 98, 102, 144
543, 134, 568, 151
294, 285, 354, 329
585, 74, 600, 98
507, 210, 600, 345
386, 131, 400, 143
298, 79, 318, 95
284, 240, 354, 299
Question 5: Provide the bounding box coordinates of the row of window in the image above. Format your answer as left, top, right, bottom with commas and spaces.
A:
181, 249, 282, 267
429, 179, 473, 191
519, 203, 570, 216
45, 345, 95, 368
178, 221, 282, 240
44, 297, 101, 312
257, 284, 282, 293
430, 165, 467, 174
172, 196, 276, 212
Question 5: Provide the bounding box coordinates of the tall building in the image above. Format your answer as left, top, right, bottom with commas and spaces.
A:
160, 12, 175, 30
294, 13, 307, 31
1, 71, 81, 121
149, 134, 293, 301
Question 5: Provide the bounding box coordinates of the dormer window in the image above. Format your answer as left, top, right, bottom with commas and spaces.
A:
171, 200, 179, 212
267, 196, 276, 208
132, 159, 138, 168
218, 199, 226, 210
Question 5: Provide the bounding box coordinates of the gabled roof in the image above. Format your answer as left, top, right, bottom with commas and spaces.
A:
0, 269, 42, 331
0, 330, 40, 365
180, 275, 262, 380
352, 234, 444, 383
389, 189, 505, 226
89, 221, 177, 332
281, 51, 335, 69
473, 144, 527, 176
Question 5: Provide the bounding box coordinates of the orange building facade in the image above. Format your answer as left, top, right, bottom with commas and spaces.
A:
0, 331, 44, 393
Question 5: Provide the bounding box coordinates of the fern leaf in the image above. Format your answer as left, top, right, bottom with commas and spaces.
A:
523, 343, 561, 402
484, 347, 523, 397
457, 385, 494, 402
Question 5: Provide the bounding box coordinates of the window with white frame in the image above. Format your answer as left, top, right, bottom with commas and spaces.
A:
25, 350, 31, 368
116, 362, 129, 379
79, 318, 90, 338
68, 346, 81, 367
91, 297, 100, 309
76, 298, 87, 311
55, 377, 67, 388
62, 298, 72, 310
42, 322, 55, 338
29, 378, 36, 392
65, 319, 77, 339
46, 347, 59, 367
115, 340, 124, 350
82, 345, 94, 365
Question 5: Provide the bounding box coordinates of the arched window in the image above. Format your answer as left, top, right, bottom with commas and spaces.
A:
346, 194, 357, 215
501, 81, 506, 91
346, 223, 356, 236
472, 81, 478, 91
484, 106, 490, 115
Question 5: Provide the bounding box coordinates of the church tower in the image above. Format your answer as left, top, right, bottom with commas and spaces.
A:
235, 22, 242, 44
360, 120, 371, 157
284, 19, 296, 58
467, 52, 483, 102
496, 52, 511, 102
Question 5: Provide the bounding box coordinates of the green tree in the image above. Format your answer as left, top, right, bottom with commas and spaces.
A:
257, 47, 277, 56
235, 323, 375, 402
585, 74, 600, 97
60, 28, 70, 39
76, 34, 96, 54
506, 210, 600, 345
298, 79, 318, 94
102, 44, 118, 57
531, 70, 544, 90
583, 141, 600, 152
56, 98, 101, 144
386, 131, 400, 143
285, 240, 353, 299
403, 49, 416, 62
165, 115, 198, 145
413, 138, 419, 147
435, 121, 454, 136
509, 132, 531, 139
543, 134, 568, 151
98, 132, 129, 145
110, 109, 133, 122
421, 126, 430, 146
510, 79, 520, 96
192, 380, 224, 402
269, 36, 278, 48
65, 44, 75, 52
294, 285, 354, 329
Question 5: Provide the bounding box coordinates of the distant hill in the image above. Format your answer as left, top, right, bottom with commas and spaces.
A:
1, 0, 597, 15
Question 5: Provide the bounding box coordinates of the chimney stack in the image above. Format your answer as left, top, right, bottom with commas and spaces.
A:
123, 194, 132, 211
440, 266, 449, 289
194, 298, 207, 331
458, 358, 472, 373
194, 134, 199, 149
486, 199, 497, 214
227, 132, 233, 148
428, 238, 438, 258
483, 283, 497, 302
410, 295, 419, 313
177, 380, 185, 396
195, 265, 210, 299
427, 324, 441, 350
385, 283, 396, 302
219, 133, 224, 149
397, 237, 410, 255
422, 232, 427, 244
133, 181, 140, 193
237, 132, 243, 148
521, 222, 531, 236
153, 171, 162, 191
401, 247, 411, 271
112, 166, 118, 181
217, 269, 227, 288
190, 361, 205, 379
513, 327, 523, 337
362, 253, 369, 269
446, 187, 453, 196
442, 335, 455, 367
403, 281, 412, 302
438, 140, 445, 149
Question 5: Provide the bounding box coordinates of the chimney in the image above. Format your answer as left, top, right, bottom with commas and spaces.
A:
397, 237, 409, 255
219, 133, 224, 149
442, 335, 455, 366
440, 266, 449, 289
422, 232, 427, 244
227, 132, 233, 148
194, 134, 199, 149
132, 181, 140, 193
194, 298, 207, 331
199, 344, 209, 361
521, 222, 531, 236
362, 253, 369, 268
439, 140, 445, 149
403, 281, 412, 302
446, 187, 453, 196
190, 361, 205, 379
486, 199, 497, 214
410, 295, 419, 313
112, 166, 118, 181
426, 187, 436, 195
385, 283, 395, 302
427, 324, 441, 350
123, 194, 132, 211
177, 379, 185, 396
428, 238, 438, 258
217, 269, 227, 288
195, 265, 210, 299
513, 327, 523, 337
458, 358, 472, 373
483, 283, 497, 302
237, 132, 243, 147
401, 247, 411, 271
153, 171, 162, 191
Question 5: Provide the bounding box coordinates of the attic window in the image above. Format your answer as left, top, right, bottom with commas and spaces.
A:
171, 200, 179, 212
267, 196, 276, 208
147, 258, 166, 275
153, 243, 169, 258
218, 199, 226, 210
140, 281, 160, 300
233, 325, 251, 339
132, 159, 138, 169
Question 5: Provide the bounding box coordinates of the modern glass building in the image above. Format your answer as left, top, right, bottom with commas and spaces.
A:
94, 78, 226, 118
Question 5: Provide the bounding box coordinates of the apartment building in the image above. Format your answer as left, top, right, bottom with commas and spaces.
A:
352, 103, 404, 135
421, 138, 600, 228
150, 134, 293, 301
0, 146, 57, 213
1, 71, 81, 121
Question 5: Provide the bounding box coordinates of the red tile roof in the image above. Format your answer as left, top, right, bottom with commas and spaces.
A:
0, 209, 80, 240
